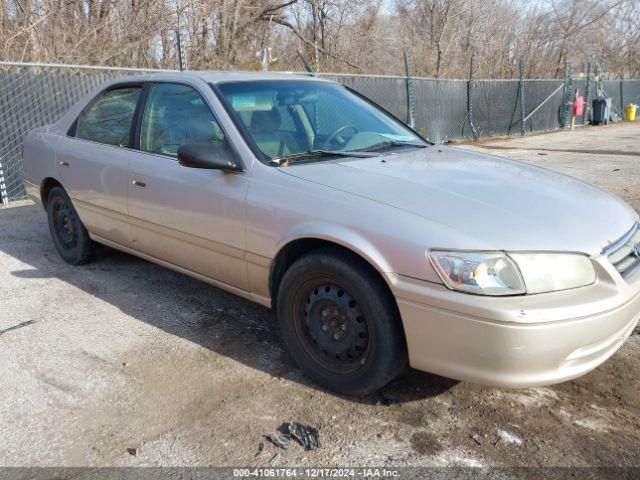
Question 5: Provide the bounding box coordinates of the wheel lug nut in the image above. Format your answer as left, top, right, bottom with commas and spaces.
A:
340, 324, 347, 331
321, 324, 328, 332
321, 310, 328, 317
333, 333, 340, 340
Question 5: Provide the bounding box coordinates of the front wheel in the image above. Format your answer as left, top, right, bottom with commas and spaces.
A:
46, 186, 94, 265
277, 248, 407, 395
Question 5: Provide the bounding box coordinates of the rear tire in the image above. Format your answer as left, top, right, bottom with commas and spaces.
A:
277, 248, 407, 395
46, 186, 94, 265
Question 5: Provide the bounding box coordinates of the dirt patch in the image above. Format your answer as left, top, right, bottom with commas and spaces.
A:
410, 432, 443, 456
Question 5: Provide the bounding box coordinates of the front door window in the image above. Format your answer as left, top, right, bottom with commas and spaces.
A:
140, 83, 225, 157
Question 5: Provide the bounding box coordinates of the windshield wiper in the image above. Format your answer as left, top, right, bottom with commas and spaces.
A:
271, 150, 376, 165
358, 140, 428, 152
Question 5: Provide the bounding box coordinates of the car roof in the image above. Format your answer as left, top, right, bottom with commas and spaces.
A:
107, 70, 336, 85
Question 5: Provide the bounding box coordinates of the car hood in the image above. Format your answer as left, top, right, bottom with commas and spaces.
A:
278, 146, 638, 255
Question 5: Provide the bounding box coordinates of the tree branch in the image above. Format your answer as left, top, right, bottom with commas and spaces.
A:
266, 16, 361, 70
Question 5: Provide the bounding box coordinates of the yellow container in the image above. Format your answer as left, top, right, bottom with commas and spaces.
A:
626, 103, 637, 121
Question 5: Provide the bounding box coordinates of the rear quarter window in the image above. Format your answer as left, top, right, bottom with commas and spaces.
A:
75, 87, 141, 147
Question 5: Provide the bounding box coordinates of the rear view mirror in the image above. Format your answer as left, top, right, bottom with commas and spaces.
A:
178, 142, 243, 172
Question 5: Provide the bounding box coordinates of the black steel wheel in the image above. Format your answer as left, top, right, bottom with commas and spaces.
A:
46, 186, 94, 265
277, 248, 407, 395
300, 282, 372, 374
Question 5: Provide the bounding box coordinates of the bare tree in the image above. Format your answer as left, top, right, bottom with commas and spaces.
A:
548, 0, 625, 76
0, 0, 637, 78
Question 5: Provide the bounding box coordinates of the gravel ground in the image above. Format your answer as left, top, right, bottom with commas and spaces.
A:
0, 122, 639, 469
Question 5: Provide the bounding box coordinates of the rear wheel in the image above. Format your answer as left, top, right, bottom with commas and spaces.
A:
46, 186, 94, 265
277, 248, 407, 395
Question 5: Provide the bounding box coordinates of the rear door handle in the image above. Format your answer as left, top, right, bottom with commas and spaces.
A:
131, 175, 147, 188
59, 160, 70, 167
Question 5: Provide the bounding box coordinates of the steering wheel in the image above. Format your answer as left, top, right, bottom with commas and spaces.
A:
322, 124, 359, 150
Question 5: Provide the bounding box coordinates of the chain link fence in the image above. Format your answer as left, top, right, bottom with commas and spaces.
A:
1, 62, 640, 203
0, 63, 159, 203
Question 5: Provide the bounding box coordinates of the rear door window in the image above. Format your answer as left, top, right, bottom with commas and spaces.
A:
75, 87, 141, 147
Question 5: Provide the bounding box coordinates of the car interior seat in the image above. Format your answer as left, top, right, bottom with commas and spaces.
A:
249, 108, 301, 159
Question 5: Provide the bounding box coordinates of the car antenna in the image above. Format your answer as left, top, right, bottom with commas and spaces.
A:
296, 51, 316, 77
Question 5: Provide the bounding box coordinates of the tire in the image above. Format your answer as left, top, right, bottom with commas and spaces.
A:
277, 248, 408, 395
45, 186, 94, 265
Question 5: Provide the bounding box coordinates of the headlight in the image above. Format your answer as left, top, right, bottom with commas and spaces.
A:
428, 250, 595, 296
428, 251, 525, 296
508, 252, 595, 294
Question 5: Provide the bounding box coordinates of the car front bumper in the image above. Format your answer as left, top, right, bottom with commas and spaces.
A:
389, 255, 640, 387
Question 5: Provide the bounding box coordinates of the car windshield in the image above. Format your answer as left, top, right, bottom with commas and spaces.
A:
215, 80, 426, 163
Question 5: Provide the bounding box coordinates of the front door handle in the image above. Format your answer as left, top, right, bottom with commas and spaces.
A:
59, 160, 70, 167
131, 175, 147, 188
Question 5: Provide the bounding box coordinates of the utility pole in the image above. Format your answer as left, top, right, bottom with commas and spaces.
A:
256, 15, 278, 72
256, 47, 277, 72
314, 41, 320, 73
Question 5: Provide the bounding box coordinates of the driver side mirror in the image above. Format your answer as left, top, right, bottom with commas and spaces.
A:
178, 142, 244, 172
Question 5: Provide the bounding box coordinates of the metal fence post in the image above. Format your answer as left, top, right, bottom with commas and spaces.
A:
466, 54, 479, 139
620, 76, 625, 115
519, 57, 526, 135
561, 61, 571, 128
403, 52, 415, 129
584, 61, 591, 124
176, 29, 185, 71
0, 158, 8, 205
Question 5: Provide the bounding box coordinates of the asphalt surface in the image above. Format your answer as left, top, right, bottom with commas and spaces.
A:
1, 122, 639, 468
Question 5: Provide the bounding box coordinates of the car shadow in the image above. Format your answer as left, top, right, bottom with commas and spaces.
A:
1, 203, 457, 404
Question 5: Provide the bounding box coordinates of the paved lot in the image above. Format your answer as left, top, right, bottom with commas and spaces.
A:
1, 122, 639, 468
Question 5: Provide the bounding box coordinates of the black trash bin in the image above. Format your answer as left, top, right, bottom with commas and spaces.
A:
592, 97, 611, 125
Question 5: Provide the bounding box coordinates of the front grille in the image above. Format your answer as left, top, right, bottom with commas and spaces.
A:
604, 224, 640, 277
